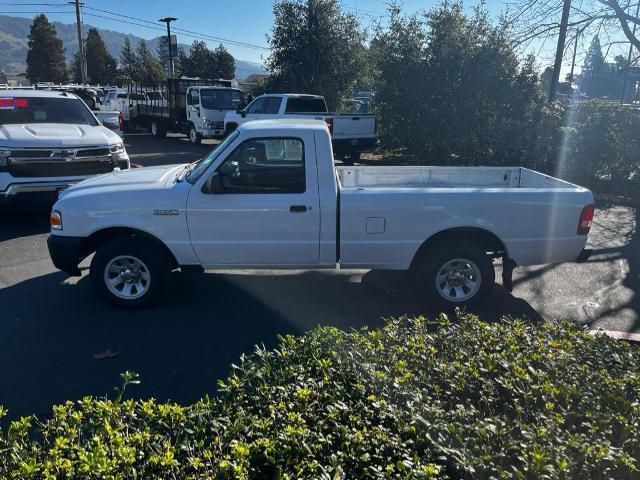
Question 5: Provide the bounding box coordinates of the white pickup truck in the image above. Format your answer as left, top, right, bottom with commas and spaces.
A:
224, 94, 377, 163
0, 90, 130, 209
47, 120, 594, 309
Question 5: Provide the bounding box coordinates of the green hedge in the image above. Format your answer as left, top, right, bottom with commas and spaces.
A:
2, 315, 639, 479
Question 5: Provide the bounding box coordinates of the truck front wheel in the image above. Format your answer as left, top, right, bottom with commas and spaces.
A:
90, 237, 170, 308
189, 124, 202, 144
416, 241, 494, 310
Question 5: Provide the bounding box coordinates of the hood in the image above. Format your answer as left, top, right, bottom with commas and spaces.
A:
62, 164, 184, 198
0, 123, 121, 147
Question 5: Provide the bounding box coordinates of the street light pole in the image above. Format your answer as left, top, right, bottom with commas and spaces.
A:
159, 17, 177, 79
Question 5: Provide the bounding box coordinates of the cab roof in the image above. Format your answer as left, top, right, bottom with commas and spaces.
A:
238, 118, 329, 132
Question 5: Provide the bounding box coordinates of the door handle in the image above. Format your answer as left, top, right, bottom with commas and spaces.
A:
290, 205, 307, 213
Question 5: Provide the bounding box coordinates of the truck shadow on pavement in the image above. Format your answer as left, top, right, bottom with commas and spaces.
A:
0, 266, 539, 421
0, 211, 50, 242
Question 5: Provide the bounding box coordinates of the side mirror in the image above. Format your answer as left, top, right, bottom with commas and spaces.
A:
202, 173, 224, 194
240, 110, 247, 118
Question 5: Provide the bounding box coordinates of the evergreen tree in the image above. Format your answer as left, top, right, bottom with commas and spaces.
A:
578, 36, 626, 98
187, 40, 212, 78
118, 38, 139, 83
175, 47, 191, 78
84, 28, 117, 84
26, 14, 68, 83
210, 44, 235, 79
136, 40, 164, 82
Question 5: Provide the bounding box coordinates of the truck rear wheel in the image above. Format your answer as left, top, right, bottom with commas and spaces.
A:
90, 237, 170, 308
416, 240, 494, 310
189, 124, 202, 144
151, 121, 166, 138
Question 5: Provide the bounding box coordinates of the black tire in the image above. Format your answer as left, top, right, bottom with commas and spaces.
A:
151, 121, 166, 138
415, 240, 494, 310
90, 237, 170, 309
188, 124, 202, 144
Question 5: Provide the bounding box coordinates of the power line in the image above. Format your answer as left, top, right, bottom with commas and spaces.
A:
82, 5, 270, 51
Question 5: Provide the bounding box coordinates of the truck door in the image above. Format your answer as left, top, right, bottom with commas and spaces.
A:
186, 88, 203, 131
186, 131, 321, 267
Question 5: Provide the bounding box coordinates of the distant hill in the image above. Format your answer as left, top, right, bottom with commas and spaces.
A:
0, 14, 267, 80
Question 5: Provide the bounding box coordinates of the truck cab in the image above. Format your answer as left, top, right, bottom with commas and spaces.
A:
185, 86, 244, 143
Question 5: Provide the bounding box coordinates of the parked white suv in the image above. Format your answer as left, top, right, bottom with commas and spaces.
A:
0, 90, 130, 208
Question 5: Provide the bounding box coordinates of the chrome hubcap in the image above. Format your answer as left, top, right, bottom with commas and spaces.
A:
436, 258, 481, 302
151, 123, 157, 135
190, 129, 196, 142
104, 255, 151, 300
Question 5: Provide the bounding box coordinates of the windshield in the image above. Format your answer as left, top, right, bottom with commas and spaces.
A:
0, 96, 98, 125
186, 130, 239, 184
200, 89, 243, 110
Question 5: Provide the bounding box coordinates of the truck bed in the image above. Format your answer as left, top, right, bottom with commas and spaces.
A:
336, 166, 584, 191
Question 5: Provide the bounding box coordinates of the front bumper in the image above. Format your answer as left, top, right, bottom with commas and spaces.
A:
47, 234, 85, 276
202, 127, 225, 138
0, 181, 79, 209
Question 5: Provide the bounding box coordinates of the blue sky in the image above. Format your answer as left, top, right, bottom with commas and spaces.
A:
1, 0, 508, 64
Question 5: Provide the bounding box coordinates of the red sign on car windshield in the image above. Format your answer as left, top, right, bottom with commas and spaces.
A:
0, 98, 28, 109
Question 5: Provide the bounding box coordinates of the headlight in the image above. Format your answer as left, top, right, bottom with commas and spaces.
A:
109, 143, 128, 164
50, 210, 63, 230
0, 148, 10, 167
109, 143, 125, 154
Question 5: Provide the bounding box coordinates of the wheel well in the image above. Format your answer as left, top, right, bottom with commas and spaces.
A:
410, 228, 507, 270
80, 227, 179, 269
226, 122, 238, 131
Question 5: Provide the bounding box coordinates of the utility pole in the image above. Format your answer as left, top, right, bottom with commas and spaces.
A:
71, 0, 87, 84
159, 17, 177, 78
549, 0, 572, 101
568, 27, 582, 90
621, 0, 640, 103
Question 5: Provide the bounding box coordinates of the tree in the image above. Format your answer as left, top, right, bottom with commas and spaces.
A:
26, 14, 68, 83
210, 44, 235, 79
186, 40, 212, 78
370, 3, 545, 166
79, 28, 116, 84
577, 37, 633, 98
508, 0, 640, 59
136, 40, 164, 82
118, 38, 139, 83
175, 47, 190, 78
264, 0, 366, 109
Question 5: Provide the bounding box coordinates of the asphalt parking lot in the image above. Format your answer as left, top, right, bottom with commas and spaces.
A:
0, 132, 638, 420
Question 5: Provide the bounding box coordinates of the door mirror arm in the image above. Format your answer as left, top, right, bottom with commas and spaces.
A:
202, 173, 224, 194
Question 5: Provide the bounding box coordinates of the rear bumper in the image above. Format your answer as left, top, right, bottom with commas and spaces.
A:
47, 234, 85, 276
333, 137, 376, 152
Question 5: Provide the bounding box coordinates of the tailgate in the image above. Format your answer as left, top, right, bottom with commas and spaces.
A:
332, 115, 376, 139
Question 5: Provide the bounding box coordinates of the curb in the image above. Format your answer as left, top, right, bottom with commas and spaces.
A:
594, 193, 640, 209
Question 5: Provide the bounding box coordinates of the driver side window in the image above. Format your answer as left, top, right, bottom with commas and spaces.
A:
216, 137, 305, 194
246, 97, 267, 114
